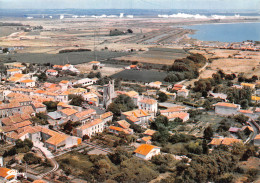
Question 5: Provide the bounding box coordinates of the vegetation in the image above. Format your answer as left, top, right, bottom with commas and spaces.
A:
31, 112, 49, 125
3, 139, 33, 157
69, 94, 85, 106
164, 53, 206, 82
107, 94, 135, 117
23, 153, 42, 165
43, 101, 58, 111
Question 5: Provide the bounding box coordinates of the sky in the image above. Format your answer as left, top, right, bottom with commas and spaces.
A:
0, 0, 259, 10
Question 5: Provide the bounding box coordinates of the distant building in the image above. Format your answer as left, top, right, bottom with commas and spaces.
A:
7, 69, 22, 77
214, 102, 240, 116
46, 69, 58, 76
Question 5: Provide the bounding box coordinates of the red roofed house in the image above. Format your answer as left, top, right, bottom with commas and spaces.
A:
20, 79, 36, 87
166, 112, 189, 122
46, 69, 58, 76
7, 68, 22, 77
134, 144, 160, 160
238, 109, 256, 119
177, 89, 189, 98
214, 102, 240, 116
75, 118, 106, 138
71, 109, 96, 124
138, 98, 158, 114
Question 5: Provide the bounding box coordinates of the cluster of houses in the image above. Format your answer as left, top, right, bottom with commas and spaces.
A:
1, 61, 260, 162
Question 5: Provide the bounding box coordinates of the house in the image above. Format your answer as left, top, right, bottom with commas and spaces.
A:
35, 126, 81, 151
138, 98, 158, 114
46, 69, 58, 76
62, 64, 80, 73
47, 111, 66, 126
166, 112, 189, 122
101, 111, 113, 124
89, 61, 101, 66
209, 92, 227, 101
59, 108, 78, 121
148, 81, 162, 88
75, 119, 105, 138
7, 68, 22, 77
122, 109, 151, 126
238, 110, 255, 119
71, 109, 96, 124
214, 102, 240, 116
0, 167, 21, 182
177, 89, 189, 98
241, 83, 255, 89
32, 103, 47, 113
160, 106, 186, 116
125, 91, 139, 105
254, 134, 260, 146
143, 129, 157, 136
251, 96, 260, 103
209, 138, 242, 147
20, 79, 36, 87
172, 84, 186, 91
134, 144, 160, 160
141, 136, 152, 144
228, 127, 241, 133
108, 126, 132, 135
76, 78, 96, 87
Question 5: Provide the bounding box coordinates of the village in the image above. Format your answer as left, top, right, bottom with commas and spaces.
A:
0, 52, 259, 182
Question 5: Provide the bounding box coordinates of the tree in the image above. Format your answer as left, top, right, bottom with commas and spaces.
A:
43, 101, 58, 111
3, 48, 9, 53
157, 92, 168, 102
240, 99, 249, 109
127, 29, 133, 33
203, 126, 213, 140
150, 115, 169, 130
69, 94, 84, 106
23, 153, 41, 165
38, 72, 47, 82
234, 114, 249, 124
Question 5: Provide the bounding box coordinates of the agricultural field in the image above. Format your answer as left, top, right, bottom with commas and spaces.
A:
0, 51, 133, 65
111, 69, 168, 82
0, 26, 18, 37
191, 48, 260, 79
115, 47, 188, 65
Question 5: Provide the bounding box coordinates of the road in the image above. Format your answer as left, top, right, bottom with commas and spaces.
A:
245, 120, 260, 144
39, 158, 59, 178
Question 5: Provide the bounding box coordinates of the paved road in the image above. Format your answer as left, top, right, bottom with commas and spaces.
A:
245, 120, 260, 144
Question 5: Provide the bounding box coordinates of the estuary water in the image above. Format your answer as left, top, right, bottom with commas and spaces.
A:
185, 22, 260, 42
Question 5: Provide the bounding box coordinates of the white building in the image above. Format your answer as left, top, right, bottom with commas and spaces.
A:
77, 78, 96, 87
138, 98, 158, 114
177, 89, 189, 98
46, 69, 58, 76
7, 69, 22, 77
20, 79, 36, 87
134, 144, 160, 160
214, 102, 240, 116
75, 118, 105, 138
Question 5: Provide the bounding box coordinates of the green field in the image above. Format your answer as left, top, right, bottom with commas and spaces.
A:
0, 51, 133, 65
